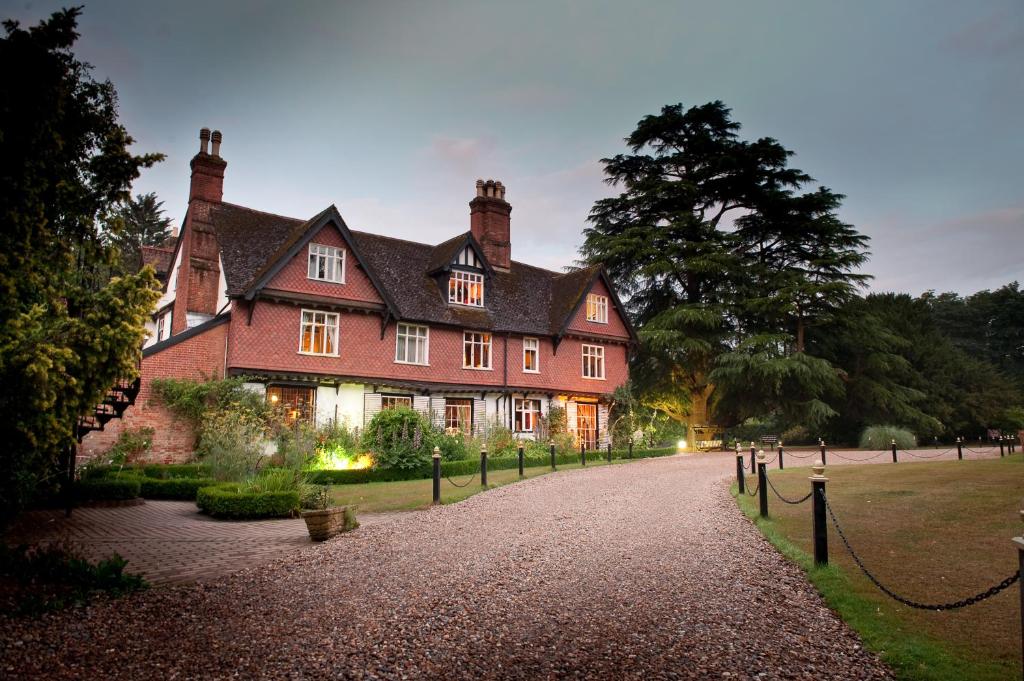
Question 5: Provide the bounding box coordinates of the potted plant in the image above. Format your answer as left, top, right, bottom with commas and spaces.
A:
300, 486, 358, 541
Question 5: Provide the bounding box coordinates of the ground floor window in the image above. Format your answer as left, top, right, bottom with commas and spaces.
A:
576, 402, 598, 449
267, 385, 316, 424
444, 398, 473, 434
381, 395, 412, 410
514, 398, 541, 433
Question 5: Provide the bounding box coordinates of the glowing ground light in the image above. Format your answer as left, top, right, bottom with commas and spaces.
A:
677, 439, 687, 451
315, 448, 374, 471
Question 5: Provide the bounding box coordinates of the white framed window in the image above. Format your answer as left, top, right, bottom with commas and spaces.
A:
586, 294, 608, 323
449, 270, 484, 307
299, 309, 339, 356
582, 344, 605, 379
156, 313, 168, 342
514, 398, 541, 432
463, 331, 492, 369
381, 395, 412, 410
307, 243, 345, 283
444, 398, 473, 434
523, 337, 540, 373
395, 323, 429, 365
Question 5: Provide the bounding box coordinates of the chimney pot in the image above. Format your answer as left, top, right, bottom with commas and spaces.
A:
469, 178, 512, 270
210, 130, 223, 157
199, 128, 211, 154
476, 179, 484, 197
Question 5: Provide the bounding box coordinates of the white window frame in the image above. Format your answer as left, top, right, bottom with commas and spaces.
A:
514, 398, 541, 433
523, 337, 540, 373
381, 395, 413, 410
298, 309, 340, 356
395, 323, 429, 365
307, 243, 346, 284
463, 331, 492, 370
156, 313, 167, 342
582, 344, 605, 380
586, 293, 609, 324
449, 270, 485, 307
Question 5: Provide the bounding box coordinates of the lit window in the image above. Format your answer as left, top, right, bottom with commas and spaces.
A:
514, 398, 541, 432
463, 331, 492, 369
586, 294, 608, 323
449, 270, 484, 307
299, 309, 339, 355
307, 243, 345, 283
582, 344, 605, 379
444, 398, 473, 434
381, 395, 412, 410
523, 337, 539, 373
395, 323, 429, 365
267, 385, 315, 424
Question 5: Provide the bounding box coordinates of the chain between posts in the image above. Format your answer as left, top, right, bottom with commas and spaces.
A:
765, 475, 813, 505
820, 488, 1020, 611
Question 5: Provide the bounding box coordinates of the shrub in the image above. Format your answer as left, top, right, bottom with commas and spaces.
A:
240, 468, 300, 494
102, 427, 154, 465
779, 425, 815, 446
305, 467, 429, 485
136, 463, 208, 479
74, 478, 141, 502
195, 484, 299, 519
860, 425, 917, 450
151, 376, 270, 426
316, 421, 360, 453
198, 408, 267, 482
361, 407, 437, 470
483, 422, 516, 457
436, 432, 470, 461
0, 543, 146, 615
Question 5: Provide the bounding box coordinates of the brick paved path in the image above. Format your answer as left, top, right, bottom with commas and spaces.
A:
5, 501, 399, 584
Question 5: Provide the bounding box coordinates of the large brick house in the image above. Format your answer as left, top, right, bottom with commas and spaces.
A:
83, 129, 636, 461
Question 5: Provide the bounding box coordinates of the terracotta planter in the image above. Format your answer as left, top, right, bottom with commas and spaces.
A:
301, 505, 358, 541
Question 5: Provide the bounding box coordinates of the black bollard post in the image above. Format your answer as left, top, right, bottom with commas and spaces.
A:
957, 437, 963, 461
550, 441, 556, 470
778, 442, 785, 470
518, 444, 524, 478
581, 442, 587, 466
891, 439, 898, 463
750, 442, 756, 473
757, 451, 768, 519
480, 447, 488, 487
432, 446, 441, 505
811, 461, 829, 566
628, 440, 633, 459
819, 440, 827, 467
736, 453, 746, 495
1000, 437, 1005, 458
607, 442, 612, 463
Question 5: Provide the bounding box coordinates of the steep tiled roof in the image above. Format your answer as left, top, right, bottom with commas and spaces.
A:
140, 245, 175, 282
208, 202, 630, 338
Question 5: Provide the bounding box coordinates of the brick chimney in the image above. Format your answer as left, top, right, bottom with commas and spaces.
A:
470, 179, 511, 271
171, 128, 225, 334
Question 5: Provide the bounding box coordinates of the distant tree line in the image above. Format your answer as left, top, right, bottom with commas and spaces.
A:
586, 102, 1022, 445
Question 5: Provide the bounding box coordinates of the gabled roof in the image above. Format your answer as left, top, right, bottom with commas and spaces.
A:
140, 245, 174, 282
207, 202, 634, 340
425, 231, 493, 277
549, 266, 639, 343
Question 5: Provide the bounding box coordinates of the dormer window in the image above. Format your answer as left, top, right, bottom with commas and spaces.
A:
449, 270, 484, 307
308, 243, 345, 283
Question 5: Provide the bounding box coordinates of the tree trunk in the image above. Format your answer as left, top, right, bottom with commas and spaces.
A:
796, 318, 805, 353
686, 383, 715, 453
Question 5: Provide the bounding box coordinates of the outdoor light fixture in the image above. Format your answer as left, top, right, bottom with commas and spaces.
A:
677, 439, 687, 450
270, 394, 279, 403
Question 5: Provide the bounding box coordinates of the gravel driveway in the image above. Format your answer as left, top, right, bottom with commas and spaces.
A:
1, 453, 891, 680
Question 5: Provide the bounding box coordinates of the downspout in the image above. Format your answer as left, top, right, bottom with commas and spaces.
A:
504, 333, 511, 430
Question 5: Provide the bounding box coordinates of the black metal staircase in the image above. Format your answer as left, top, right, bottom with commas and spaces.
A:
74, 375, 141, 441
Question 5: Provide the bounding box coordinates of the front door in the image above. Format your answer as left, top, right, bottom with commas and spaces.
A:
576, 403, 598, 450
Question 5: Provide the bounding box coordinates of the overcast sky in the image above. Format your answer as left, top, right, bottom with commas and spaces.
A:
5, 0, 1022, 295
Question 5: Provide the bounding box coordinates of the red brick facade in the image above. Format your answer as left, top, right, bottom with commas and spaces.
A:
263, 224, 383, 304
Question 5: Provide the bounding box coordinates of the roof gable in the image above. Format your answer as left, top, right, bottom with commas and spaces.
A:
551, 267, 638, 343
426, 232, 493, 276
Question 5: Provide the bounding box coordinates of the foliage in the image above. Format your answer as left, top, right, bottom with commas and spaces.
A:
74, 477, 141, 502
315, 421, 360, 455
608, 382, 688, 448
103, 427, 154, 465
240, 468, 299, 494
301, 485, 331, 511
436, 431, 471, 461
195, 484, 299, 519
361, 407, 437, 470
197, 408, 267, 482
83, 463, 209, 480
546, 406, 567, 434
151, 376, 269, 427
102, 192, 173, 275
0, 8, 164, 524
482, 421, 516, 457
0, 543, 146, 616
859, 425, 916, 451
128, 476, 217, 500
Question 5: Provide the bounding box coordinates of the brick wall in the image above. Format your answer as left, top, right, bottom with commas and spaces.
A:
566, 277, 630, 338
80, 321, 229, 463
228, 300, 628, 395
264, 223, 383, 303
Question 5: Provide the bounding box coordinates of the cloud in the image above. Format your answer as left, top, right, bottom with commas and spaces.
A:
940, 9, 1024, 57
427, 136, 496, 176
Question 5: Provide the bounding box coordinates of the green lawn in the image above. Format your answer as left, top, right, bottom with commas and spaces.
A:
735, 454, 1023, 681
329, 457, 630, 513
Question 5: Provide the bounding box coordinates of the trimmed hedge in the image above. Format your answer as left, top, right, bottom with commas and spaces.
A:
83, 463, 209, 481
196, 484, 299, 520
75, 478, 141, 502
135, 476, 217, 500
307, 446, 677, 485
